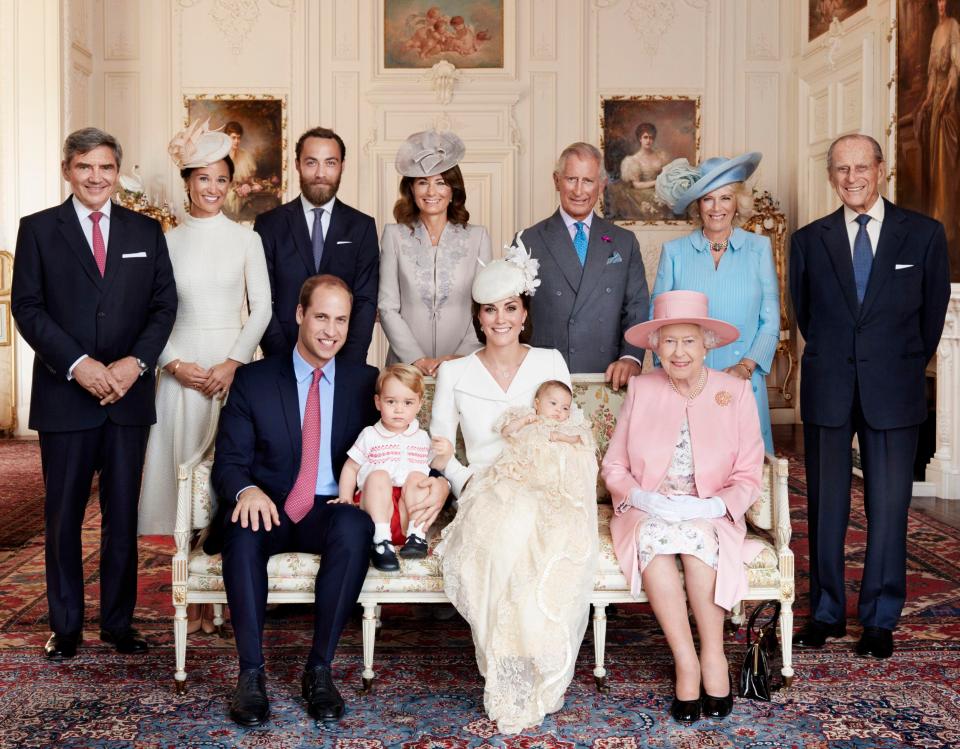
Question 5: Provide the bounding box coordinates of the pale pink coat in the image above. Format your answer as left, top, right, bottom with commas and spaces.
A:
601, 368, 764, 611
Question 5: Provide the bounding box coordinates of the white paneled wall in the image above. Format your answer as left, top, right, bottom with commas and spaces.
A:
3, 0, 796, 435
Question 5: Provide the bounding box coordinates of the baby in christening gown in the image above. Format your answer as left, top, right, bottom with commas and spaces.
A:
434, 380, 599, 734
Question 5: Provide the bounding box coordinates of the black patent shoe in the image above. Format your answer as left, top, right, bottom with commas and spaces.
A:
670, 694, 701, 723
792, 619, 846, 648
99, 627, 149, 654
43, 632, 81, 660
856, 626, 894, 659
230, 668, 270, 726
301, 664, 345, 722
701, 689, 734, 718
398, 534, 428, 559
371, 540, 400, 571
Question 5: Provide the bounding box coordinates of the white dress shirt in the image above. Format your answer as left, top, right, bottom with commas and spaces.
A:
842, 197, 884, 256
558, 207, 594, 243
68, 196, 113, 379
301, 194, 336, 242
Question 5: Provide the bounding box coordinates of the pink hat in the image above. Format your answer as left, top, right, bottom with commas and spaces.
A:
624, 290, 739, 348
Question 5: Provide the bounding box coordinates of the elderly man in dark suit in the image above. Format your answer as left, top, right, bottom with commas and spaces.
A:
255, 127, 379, 363
11, 127, 177, 660
790, 133, 950, 658
518, 142, 649, 387
212, 275, 448, 727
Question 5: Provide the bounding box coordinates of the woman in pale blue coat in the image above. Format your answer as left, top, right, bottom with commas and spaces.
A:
652, 152, 779, 452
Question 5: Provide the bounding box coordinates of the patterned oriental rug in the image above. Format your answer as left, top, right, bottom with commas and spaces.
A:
0, 440, 958, 748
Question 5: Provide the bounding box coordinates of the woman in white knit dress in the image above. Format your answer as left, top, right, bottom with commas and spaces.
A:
139, 123, 271, 605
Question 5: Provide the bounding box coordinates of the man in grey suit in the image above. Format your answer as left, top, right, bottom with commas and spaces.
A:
519, 142, 649, 387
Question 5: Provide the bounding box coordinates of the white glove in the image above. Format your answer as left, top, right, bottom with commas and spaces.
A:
629, 489, 726, 522
669, 494, 727, 520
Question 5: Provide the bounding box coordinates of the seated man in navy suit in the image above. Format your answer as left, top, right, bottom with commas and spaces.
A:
212, 275, 448, 726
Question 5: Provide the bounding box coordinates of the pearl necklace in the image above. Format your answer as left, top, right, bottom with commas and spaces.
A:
668, 367, 707, 402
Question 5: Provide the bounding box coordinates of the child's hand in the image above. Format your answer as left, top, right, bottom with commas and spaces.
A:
430, 436, 454, 469
328, 496, 355, 505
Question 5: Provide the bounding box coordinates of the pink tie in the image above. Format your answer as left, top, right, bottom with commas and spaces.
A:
90, 211, 107, 276
285, 368, 322, 523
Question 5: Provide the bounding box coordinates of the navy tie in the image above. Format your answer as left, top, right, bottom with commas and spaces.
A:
573, 221, 588, 266
312, 207, 325, 272
852, 213, 873, 303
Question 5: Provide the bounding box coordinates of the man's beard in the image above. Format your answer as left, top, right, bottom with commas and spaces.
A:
301, 174, 341, 205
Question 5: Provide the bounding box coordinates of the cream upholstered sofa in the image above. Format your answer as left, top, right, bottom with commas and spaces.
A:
172, 374, 794, 693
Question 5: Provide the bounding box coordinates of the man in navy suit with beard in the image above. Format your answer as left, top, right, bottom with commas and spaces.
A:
255, 127, 379, 363
790, 134, 950, 659
12, 127, 177, 660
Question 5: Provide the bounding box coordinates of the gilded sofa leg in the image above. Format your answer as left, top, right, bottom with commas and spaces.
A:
592, 603, 610, 693
361, 603, 378, 692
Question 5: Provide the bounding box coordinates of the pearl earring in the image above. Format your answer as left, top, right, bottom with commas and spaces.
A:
521, 324, 525, 332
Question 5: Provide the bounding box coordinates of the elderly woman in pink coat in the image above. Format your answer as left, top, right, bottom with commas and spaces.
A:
601, 290, 764, 724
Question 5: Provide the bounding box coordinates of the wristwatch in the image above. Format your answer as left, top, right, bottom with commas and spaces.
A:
135, 358, 149, 377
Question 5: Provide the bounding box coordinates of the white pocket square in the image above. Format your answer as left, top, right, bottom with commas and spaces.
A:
606, 252, 623, 265
336, 240, 352, 245
122, 252, 147, 258
895, 263, 914, 270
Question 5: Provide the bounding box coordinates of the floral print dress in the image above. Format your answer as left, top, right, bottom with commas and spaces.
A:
635, 414, 720, 572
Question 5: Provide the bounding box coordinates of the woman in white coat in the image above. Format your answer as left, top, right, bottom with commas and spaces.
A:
139, 121, 271, 632
379, 130, 492, 376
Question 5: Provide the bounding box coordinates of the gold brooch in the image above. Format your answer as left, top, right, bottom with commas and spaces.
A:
715, 391, 732, 406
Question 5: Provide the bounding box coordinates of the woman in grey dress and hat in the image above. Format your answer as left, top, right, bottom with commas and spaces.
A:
379, 130, 492, 376
652, 152, 780, 452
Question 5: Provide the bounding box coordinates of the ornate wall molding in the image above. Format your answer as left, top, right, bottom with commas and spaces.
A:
927, 288, 960, 499
422, 60, 462, 106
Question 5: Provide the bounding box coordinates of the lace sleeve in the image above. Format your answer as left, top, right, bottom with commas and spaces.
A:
494, 405, 537, 436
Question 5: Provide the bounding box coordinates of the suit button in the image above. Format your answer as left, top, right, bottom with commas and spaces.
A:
97, 312, 106, 318
847, 357, 854, 364
606, 287, 612, 293
570, 348, 576, 354
569, 319, 576, 326
555, 290, 562, 296
600, 346, 606, 353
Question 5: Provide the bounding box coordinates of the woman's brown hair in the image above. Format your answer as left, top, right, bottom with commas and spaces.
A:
471, 294, 533, 346
393, 165, 470, 229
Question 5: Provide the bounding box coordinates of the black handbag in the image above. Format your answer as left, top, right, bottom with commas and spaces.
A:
739, 600, 781, 701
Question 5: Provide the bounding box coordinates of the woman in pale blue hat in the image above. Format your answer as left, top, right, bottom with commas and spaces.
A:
652, 153, 779, 452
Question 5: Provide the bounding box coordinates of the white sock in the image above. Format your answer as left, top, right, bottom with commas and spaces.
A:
373, 523, 392, 544
406, 522, 425, 538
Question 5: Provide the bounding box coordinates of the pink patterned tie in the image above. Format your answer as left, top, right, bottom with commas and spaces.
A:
285, 368, 321, 523
90, 211, 107, 276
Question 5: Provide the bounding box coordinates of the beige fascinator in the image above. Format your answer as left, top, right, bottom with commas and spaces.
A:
395, 129, 465, 178
471, 231, 541, 304
168, 119, 233, 170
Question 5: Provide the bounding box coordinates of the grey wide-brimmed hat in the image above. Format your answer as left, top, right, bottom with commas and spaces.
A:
395, 130, 465, 178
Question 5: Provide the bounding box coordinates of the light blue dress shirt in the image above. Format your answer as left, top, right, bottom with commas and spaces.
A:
292, 346, 338, 496
652, 227, 780, 452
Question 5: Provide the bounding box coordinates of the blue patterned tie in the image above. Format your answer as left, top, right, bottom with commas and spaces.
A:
312, 207, 325, 272
573, 221, 588, 266
852, 214, 873, 303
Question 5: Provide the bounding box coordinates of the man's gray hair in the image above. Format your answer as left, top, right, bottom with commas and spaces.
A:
826, 133, 883, 171
554, 142, 608, 181
62, 128, 123, 168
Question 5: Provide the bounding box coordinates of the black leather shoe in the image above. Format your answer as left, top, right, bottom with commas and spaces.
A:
301, 664, 345, 722
230, 668, 270, 726
371, 540, 400, 571
701, 689, 734, 718
856, 626, 894, 658
99, 627, 149, 654
43, 632, 80, 660
670, 695, 701, 723
398, 534, 428, 559
793, 619, 847, 648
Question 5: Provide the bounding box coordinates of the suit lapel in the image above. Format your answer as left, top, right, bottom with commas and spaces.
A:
278, 357, 302, 466
540, 211, 583, 292
100, 204, 125, 292
860, 199, 908, 317
319, 200, 349, 274
57, 197, 104, 288
819, 206, 859, 321
286, 198, 317, 276
330, 361, 347, 461
574, 213, 613, 313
